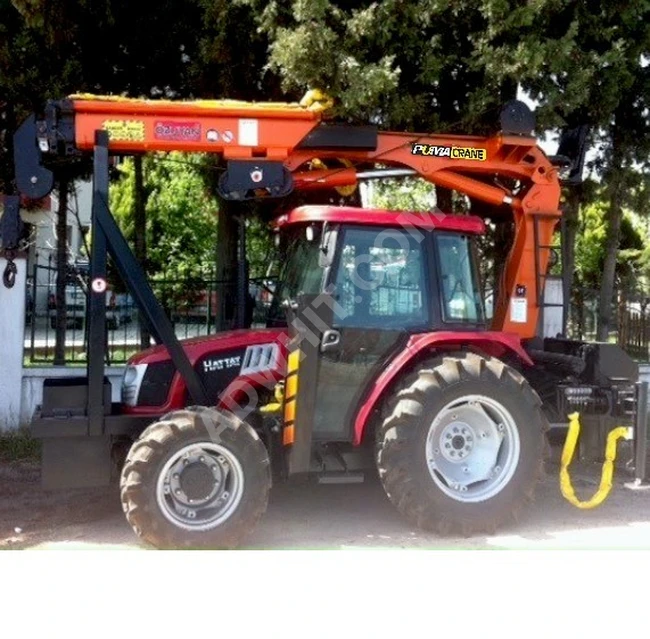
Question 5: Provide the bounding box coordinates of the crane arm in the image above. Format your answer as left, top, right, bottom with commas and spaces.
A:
11, 94, 563, 338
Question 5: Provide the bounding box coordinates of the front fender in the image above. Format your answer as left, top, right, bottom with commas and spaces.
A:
352, 331, 532, 446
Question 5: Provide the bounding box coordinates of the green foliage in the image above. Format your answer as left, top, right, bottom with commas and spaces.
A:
0, 428, 40, 461
241, 0, 513, 131
575, 196, 648, 295
372, 178, 437, 212
110, 154, 218, 280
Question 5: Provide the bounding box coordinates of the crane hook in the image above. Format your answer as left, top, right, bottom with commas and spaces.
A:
2, 250, 17, 289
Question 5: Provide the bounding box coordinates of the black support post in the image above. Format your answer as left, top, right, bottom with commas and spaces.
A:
87, 132, 109, 435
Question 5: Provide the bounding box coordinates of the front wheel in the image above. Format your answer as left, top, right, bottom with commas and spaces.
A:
376, 352, 547, 536
120, 407, 270, 549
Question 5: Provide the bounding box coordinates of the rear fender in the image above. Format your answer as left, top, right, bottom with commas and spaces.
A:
352, 331, 532, 445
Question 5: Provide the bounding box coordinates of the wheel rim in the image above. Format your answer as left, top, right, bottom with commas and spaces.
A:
156, 442, 245, 531
425, 394, 521, 503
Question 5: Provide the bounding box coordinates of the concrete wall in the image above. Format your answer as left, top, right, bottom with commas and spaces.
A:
20, 366, 126, 426
0, 256, 27, 432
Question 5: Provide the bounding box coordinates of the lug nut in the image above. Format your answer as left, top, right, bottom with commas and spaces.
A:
434, 449, 439, 455
173, 473, 179, 480
445, 443, 451, 449
446, 433, 452, 439
463, 466, 469, 473
199, 456, 205, 463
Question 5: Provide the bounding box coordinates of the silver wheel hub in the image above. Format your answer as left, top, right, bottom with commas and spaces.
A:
156, 442, 244, 531
426, 395, 520, 503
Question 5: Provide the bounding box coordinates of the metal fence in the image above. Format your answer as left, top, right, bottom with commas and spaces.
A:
24, 260, 274, 365
567, 288, 650, 361
24, 261, 650, 365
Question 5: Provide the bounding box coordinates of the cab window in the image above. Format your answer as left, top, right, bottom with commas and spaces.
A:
332, 227, 429, 329
436, 233, 484, 323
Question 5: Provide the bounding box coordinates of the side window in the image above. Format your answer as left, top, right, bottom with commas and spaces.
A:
436, 233, 484, 323
333, 227, 429, 328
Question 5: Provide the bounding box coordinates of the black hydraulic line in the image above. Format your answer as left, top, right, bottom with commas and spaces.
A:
90, 132, 209, 407
528, 349, 586, 376
237, 215, 247, 329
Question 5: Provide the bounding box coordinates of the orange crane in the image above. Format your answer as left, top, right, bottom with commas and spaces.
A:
2, 92, 643, 550
24, 93, 560, 337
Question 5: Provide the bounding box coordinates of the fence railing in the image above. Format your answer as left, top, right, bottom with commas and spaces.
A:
24, 261, 275, 365
24, 262, 650, 366
567, 288, 650, 362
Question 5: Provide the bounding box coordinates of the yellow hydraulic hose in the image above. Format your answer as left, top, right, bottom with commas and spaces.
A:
559, 412, 630, 509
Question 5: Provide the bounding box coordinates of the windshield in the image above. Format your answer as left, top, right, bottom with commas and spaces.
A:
436, 233, 485, 323
266, 227, 324, 326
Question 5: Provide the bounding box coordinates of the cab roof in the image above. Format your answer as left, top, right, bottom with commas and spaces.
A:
273, 205, 485, 234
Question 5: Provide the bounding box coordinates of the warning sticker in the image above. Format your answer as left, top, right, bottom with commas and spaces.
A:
102, 120, 145, 142
91, 277, 107, 294
510, 298, 528, 323
238, 119, 258, 146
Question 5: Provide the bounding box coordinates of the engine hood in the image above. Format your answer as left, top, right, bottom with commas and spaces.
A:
128, 327, 287, 365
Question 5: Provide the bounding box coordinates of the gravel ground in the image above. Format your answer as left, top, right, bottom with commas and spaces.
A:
3, 446, 650, 550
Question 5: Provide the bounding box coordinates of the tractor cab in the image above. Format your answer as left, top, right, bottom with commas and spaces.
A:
268, 205, 486, 333
264, 206, 489, 458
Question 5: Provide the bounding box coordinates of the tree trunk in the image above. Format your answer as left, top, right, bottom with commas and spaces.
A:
597, 130, 624, 342
562, 185, 581, 335
214, 199, 239, 331
54, 180, 69, 365
133, 156, 150, 349
435, 186, 453, 213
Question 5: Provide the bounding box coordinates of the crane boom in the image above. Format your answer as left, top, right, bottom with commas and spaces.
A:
11, 93, 563, 338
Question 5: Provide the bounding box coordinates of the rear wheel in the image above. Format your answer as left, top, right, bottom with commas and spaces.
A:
120, 407, 270, 549
376, 352, 547, 535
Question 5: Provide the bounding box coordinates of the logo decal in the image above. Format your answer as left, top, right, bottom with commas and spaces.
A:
154, 121, 201, 141
411, 144, 486, 161
203, 356, 241, 373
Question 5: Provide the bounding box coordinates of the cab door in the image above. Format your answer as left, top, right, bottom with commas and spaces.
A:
307, 226, 432, 442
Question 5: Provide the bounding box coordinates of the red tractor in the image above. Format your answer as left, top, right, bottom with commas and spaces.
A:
1, 94, 642, 549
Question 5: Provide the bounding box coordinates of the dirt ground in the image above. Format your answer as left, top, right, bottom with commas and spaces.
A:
3, 450, 650, 550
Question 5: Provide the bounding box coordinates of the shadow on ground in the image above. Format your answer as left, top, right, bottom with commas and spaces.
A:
2, 455, 650, 550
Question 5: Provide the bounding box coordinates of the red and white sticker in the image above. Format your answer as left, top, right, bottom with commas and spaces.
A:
91, 277, 107, 294
222, 130, 234, 143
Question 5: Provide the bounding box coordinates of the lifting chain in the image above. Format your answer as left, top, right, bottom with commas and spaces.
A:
2, 249, 17, 289
559, 412, 631, 509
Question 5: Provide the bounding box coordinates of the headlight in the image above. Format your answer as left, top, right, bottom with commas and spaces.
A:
122, 363, 148, 406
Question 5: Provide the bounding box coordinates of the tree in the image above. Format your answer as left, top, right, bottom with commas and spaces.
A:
110, 153, 219, 280
475, 0, 650, 340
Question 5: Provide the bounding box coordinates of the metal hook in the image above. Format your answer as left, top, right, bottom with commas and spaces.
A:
3, 259, 17, 288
